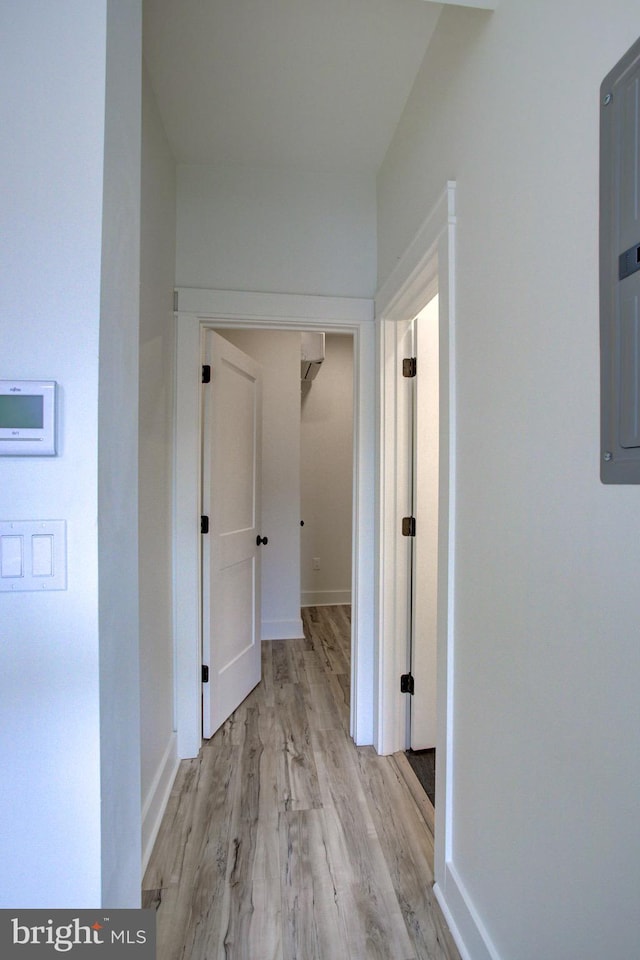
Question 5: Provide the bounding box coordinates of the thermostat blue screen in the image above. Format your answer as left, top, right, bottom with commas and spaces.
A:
0, 395, 44, 429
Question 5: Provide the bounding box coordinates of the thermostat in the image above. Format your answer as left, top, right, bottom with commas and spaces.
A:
0, 381, 57, 456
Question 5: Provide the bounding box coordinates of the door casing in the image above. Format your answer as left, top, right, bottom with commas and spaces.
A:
174, 288, 375, 759
376, 182, 456, 888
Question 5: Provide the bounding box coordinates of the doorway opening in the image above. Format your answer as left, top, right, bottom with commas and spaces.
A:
376, 182, 456, 895
202, 326, 355, 739
174, 287, 375, 762
405, 294, 440, 807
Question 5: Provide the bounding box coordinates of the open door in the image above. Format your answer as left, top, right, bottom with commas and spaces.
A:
201, 330, 263, 738
410, 295, 439, 751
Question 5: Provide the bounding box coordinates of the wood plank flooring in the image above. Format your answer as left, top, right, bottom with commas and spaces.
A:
143, 605, 460, 960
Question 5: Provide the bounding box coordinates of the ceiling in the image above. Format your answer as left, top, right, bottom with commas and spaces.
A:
143, 0, 443, 173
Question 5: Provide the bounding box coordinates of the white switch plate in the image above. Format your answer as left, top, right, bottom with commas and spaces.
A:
1, 535, 23, 578
0, 520, 66, 591
32, 534, 54, 577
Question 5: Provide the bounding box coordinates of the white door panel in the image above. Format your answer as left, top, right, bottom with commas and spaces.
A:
202, 330, 262, 738
410, 295, 439, 751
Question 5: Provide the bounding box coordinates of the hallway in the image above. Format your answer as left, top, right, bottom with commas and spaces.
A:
143, 606, 459, 960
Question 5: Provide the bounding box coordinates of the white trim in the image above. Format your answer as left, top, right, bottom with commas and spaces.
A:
174, 289, 375, 758
301, 590, 352, 607
375, 181, 457, 893
376, 311, 413, 755
425, 0, 496, 8
440, 189, 458, 876
141, 733, 179, 874
434, 864, 503, 960
376, 187, 448, 321
261, 618, 305, 641
176, 287, 372, 323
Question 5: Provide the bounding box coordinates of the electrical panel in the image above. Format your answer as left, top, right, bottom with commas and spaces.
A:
600, 37, 640, 482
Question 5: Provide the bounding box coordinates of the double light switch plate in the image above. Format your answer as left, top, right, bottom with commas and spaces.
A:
0, 520, 67, 591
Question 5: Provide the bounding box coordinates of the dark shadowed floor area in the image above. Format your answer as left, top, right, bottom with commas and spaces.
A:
405, 748, 435, 807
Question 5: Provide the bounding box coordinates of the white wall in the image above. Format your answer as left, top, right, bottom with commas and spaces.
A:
0, 0, 142, 908
378, 3, 640, 959
139, 62, 178, 867
98, 0, 143, 908
220, 330, 303, 640
301, 334, 353, 606
176, 163, 376, 297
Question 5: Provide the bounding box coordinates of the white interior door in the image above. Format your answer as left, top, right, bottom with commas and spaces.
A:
202, 330, 263, 738
410, 295, 439, 751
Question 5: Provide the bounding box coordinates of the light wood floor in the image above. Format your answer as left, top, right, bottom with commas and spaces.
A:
143, 605, 460, 960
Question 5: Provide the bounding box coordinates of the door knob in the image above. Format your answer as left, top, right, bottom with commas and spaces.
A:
256, 535, 268, 546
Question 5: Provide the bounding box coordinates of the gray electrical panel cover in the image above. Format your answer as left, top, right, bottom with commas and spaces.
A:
600, 36, 640, 482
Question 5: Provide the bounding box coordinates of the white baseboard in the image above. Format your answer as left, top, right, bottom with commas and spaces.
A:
434, 862, 502, 960
141, 733, 180, 874
261, 617, 305, 640
301, 590, 352, 607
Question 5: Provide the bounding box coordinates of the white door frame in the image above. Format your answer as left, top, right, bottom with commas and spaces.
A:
174, 288, 375, 760
375, 183, 456, 886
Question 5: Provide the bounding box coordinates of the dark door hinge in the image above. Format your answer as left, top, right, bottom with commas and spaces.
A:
403, 357, 417, 378
202, 364, 211, 384
201, 515, 209, 534
401, 673, 414, 695
173, 290, 179, 312
202, 664, 209, 684
402, 516, 416, 537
